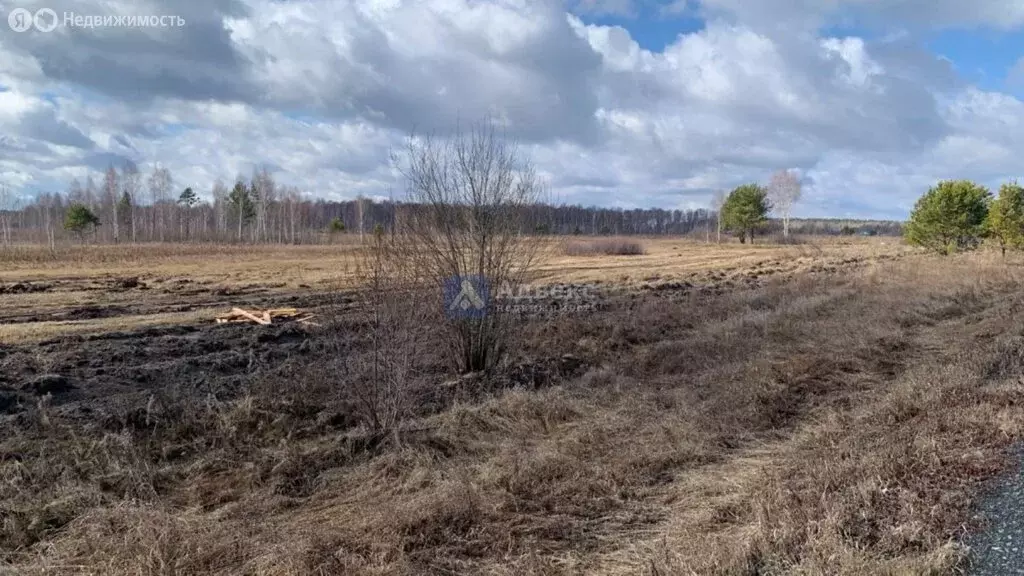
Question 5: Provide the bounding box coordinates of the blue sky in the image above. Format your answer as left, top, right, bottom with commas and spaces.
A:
928, 29, 1024, 92
585, 2, 1024, 92
579, 5, 706, 51
4, 0, 1024, 219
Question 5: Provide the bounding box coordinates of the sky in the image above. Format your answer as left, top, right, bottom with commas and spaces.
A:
2, 0, 1024, 219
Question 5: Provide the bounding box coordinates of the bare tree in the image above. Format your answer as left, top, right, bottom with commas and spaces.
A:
282, 186, 302, 244
148, 165, 173, 241
395, 122, 545, 373
84, 175, 98, 210
104, 165, 120, 243
250, 167, 275, 243
211, 179, 228, 241
67, 178, 85, 205
121, 161, 141, 242
711, 189, 726, 244
356, 194, 369, 244
0, 183, 13, 246
768, 169, 802, 239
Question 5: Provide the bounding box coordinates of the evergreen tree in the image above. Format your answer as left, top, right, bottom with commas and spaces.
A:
904, 180, 990, 254
64, 203, 101, 242
721, 184, 770, 243
986, 181, 1024, 258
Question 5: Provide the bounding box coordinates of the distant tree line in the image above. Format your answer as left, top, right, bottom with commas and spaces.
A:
0, 162, 902, 246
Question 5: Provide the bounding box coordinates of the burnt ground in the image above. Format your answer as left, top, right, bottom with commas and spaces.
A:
0, 250, 909, 441
0, 291, 348, 420
0, 274, 360, 425
0, 282, 592, 430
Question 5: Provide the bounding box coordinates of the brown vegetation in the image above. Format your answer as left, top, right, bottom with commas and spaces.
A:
0, 238, 907, 344
1, 243, 1022, 574
562, 237, 647, 256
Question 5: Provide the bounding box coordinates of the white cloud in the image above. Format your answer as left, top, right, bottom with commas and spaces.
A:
2, 0, 1024, 217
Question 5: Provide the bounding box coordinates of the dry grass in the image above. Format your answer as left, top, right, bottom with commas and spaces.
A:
0, 243, 364, 284
0, 238, 908, 343
0, 310, 211, 343
3, 246, 1024, 574
562, 237, 646, 256
536, 236, 909, 287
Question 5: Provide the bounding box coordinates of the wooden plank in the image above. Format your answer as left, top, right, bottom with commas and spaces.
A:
231, 307, 272, 325
214, 307, 311, 325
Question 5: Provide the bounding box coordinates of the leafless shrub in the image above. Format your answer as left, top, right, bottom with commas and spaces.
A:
343, 225, 435, 435
562, 237, 646, 256
393, 121, 546, 373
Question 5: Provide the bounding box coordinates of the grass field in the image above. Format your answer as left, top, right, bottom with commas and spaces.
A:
2, 237, 1021, 575
0, 237, 908, 343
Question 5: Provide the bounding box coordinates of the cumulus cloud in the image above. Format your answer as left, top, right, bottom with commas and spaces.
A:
1, 0, 1024, 216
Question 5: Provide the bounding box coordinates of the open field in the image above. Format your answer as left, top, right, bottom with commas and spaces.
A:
3, 238, 1023, 574
0, 238, 909, 343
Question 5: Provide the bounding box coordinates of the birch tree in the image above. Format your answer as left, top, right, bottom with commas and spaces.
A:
122, 161, 141, 242
148, 165, 173, 241
104, 165, 120, 243
212, 179, 228, 241
250, 167, 275, 243
767, 169, 802, 239
0, 183, 13, 246
711, 189, 726, 243
357, 194, 369, 244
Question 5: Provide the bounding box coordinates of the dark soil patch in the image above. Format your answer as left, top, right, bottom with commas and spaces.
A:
0, 282, 52, 294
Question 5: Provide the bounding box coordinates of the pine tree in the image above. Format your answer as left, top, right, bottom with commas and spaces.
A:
987, 181, 1024, 258
904, 180, 990, 254
721, 184, 770, 244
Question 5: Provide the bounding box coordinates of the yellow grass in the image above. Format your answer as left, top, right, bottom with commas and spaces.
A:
0, 238, 910, 343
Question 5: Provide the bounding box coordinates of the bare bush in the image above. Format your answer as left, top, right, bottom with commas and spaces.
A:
324, 227, 435, 436
394, 122, 545, 373
562, 238, 646, 256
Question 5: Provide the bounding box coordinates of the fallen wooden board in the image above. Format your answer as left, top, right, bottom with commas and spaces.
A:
215, 307, 306, 325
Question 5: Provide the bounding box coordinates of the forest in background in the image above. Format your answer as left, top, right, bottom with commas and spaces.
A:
0, 164, 902, 245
